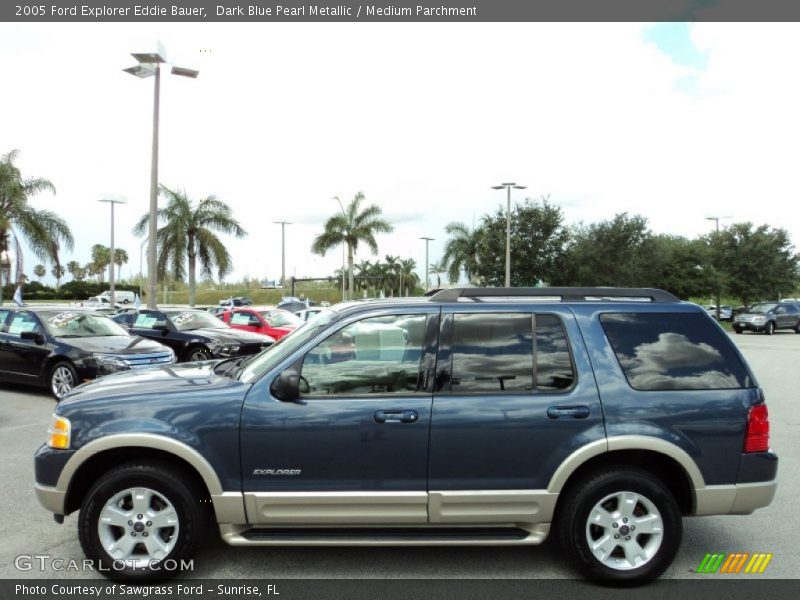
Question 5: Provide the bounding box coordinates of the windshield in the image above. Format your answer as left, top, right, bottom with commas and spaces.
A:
748, 303, 777, 314
239, 309, 336, 383
260, 310, 302, 328
168, 311, 229, 331
42, 311, 129, 338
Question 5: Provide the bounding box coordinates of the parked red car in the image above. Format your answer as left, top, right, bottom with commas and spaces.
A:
222, 308, 303, 340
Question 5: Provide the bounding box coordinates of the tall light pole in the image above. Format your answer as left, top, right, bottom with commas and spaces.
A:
420, 237, 434, 291
138, 236, 149, 300
492, 182, 526, 287
705, 216, 731, 322
334, 197, 347, 301
273, 221, 292, 288
124, 42, 198, 308
98, 198, 127, 307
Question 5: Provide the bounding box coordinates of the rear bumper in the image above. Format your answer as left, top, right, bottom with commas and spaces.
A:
694, 480, 777, 515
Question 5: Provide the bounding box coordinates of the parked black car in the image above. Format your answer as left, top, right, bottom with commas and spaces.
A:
0, 306, 175, 400
113, 308, 274, 361
732, 301, 800, 334
219, 297, 252, 307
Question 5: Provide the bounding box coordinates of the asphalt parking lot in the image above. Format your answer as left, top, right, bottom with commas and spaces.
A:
0, 331, 797, 580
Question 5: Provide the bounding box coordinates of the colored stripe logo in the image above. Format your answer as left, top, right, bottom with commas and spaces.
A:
696, 553, 773, 574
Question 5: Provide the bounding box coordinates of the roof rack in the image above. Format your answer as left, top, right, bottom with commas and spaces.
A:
429, 287, 680, 303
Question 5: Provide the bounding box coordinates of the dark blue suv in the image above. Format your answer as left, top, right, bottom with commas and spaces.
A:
33, 287, 777, 582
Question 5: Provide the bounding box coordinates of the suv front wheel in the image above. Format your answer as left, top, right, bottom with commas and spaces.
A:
78, 461, 208, 580
557, 466, 682, 582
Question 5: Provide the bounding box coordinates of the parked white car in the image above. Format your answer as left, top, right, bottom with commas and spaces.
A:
99, 290, 135, 304
83, 296, 122, 310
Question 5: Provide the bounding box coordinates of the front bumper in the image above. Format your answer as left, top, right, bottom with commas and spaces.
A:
35, 483, 66, 515
733, 320, 768, 331
34, 444, 76, 515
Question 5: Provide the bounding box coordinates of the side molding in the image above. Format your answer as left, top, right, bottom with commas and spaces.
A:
546, 435, 706, 494
58, 433, 222, 493
58, 434, 247, 523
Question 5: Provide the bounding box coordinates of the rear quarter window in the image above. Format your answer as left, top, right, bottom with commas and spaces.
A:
600, 312, 752, 390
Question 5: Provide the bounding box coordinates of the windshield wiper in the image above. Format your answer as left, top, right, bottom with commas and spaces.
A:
214, 356, 250, 378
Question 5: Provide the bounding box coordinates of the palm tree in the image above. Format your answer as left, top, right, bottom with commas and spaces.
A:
312, 192, 393, 300
33, 264, 46, 282
67, 260, 81, 281
0, 149, 73, 303
399, 258, 418, 296
133, 185, 247, 306
354, 260, 373, 295
429, 258, 447, 288
442, 222, 479, 284
51, 264, 65, 291
384, 255, 400, 297
113, 248, 129, 280
90, 244, 111, 283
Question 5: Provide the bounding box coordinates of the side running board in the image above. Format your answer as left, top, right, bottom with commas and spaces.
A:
218, 524, 550, 546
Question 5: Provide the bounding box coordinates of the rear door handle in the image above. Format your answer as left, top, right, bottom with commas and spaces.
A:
374, 409, 419, 424
547, 405, 590, 419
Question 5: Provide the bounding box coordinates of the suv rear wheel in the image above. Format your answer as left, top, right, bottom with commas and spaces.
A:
78, 462, 208, 580
557, 466, 682, 582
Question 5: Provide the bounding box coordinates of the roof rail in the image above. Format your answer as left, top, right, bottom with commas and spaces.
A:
429, 287, 680, 303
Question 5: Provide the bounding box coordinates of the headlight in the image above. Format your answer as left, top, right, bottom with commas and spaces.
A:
753, 316, 766, 323
94, 354, 131, 373
47, 414, 71, 449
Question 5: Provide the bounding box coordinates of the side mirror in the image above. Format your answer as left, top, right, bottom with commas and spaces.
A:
249, 318, 261, 327
271, 369, 300, 402
20, 331, 44, 345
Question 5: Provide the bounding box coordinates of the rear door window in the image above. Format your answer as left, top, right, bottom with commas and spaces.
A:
447, 312, 575, 393
600, 313, 751, 390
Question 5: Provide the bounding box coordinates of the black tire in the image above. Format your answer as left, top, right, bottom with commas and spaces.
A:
78, 461, 209, 581
764, 321, 775, 335
733, 327, 743, 334
794, 322, 800, 334
186, 346, 212, 362
48, 361, 78, 401
556, 466, 682, 583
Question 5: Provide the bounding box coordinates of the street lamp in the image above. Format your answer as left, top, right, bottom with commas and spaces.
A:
138, 236, 148, 300
273, 221, 292, 288
420, 237, 434, 291
705, 216, 731, 322
124, 42, 199, 309
98, 198, 127, 306
492, 182, 526, 287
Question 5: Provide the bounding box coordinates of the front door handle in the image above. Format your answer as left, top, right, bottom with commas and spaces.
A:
547, 405, 590, 419
374, 409, 419, 424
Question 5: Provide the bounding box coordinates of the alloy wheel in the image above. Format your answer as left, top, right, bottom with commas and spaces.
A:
51, 366, 75, 399
97, 487, 179, 568
585, 490, 664, 571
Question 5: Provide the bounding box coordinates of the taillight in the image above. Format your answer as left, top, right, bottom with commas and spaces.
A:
744, 403, 770, 453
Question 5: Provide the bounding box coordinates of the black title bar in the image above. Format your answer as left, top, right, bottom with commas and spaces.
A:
5, 0, 800, 22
